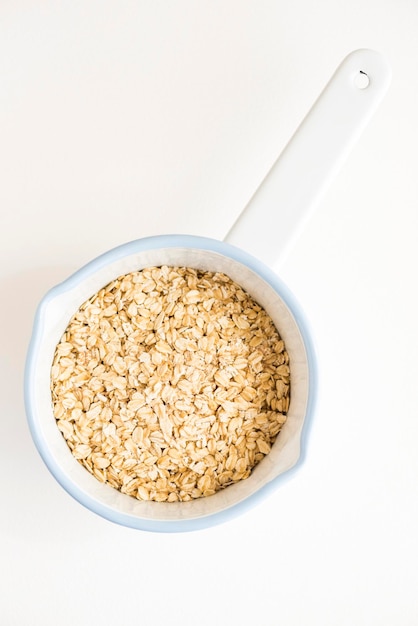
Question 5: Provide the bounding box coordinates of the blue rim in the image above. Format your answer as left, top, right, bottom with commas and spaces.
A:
24, 234, 318, 533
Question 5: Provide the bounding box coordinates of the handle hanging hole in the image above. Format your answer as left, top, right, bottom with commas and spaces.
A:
354, 70, 370, 89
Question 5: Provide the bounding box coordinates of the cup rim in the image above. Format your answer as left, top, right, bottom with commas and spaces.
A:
24, 234, 318, 532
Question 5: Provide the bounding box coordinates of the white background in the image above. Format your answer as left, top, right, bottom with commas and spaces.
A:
1, 2, 417, 625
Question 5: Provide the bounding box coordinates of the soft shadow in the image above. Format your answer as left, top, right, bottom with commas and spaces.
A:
1, 265, 75, 370
0, 265, 89, 538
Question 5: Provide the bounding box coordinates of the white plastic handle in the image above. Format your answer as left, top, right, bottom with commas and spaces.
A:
224, 49, 391, 268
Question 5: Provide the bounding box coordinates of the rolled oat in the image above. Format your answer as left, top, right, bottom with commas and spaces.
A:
51, 266, 290, 502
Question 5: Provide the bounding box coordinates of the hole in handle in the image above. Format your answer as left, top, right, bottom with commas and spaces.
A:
354, 70, 370, 89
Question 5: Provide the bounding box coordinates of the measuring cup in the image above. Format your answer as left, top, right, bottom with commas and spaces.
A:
24, 49, 391, 532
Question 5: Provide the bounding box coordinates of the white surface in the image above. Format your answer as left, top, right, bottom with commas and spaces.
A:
1, 2, 417, 625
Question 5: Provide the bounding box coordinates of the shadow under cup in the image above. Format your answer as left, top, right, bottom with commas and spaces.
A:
25, 234, 317, 532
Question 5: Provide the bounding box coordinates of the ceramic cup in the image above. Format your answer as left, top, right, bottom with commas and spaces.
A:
25, 50, 391, 532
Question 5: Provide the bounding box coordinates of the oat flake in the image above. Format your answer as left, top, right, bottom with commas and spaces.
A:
51, 266, 290, 502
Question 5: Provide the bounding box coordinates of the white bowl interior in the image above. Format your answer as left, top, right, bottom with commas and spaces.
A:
32, 246, 309, 522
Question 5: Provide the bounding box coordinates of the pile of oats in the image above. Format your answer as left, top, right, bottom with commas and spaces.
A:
51, 266, 290, 502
